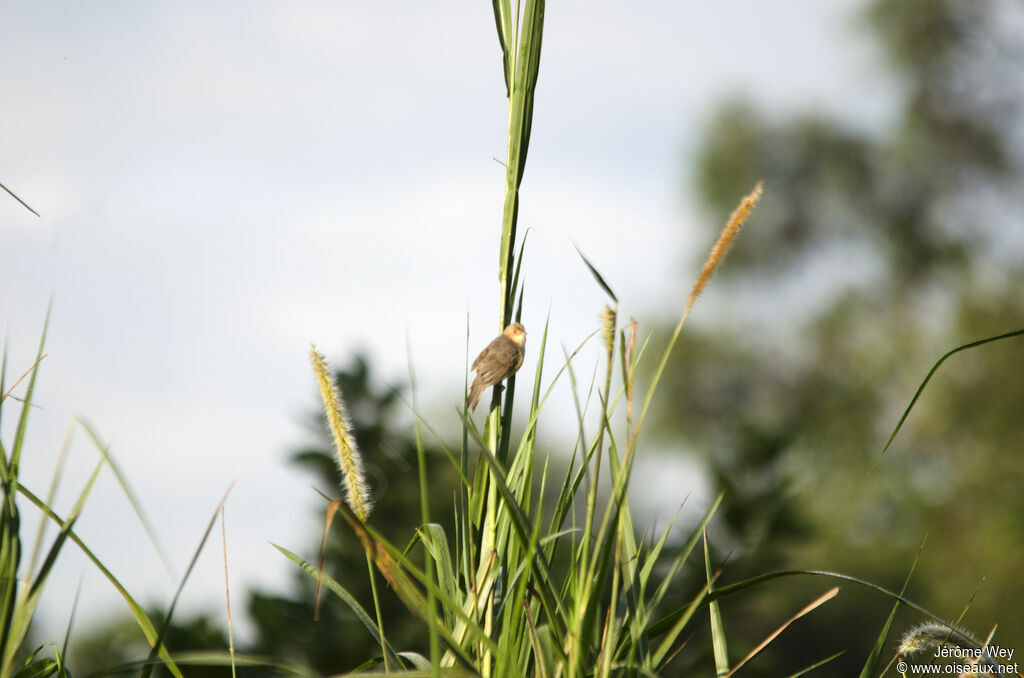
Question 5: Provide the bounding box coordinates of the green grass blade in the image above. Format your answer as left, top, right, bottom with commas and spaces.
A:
273, 544, 403, 668
857, 543, 923, 678
419, 524, 460, 630
880, 327, 1024, 457
498, 0, 545, 326
784, 651, 845, 678
408, 341, 441, 675
650, 568, 968, 642
13, 658, 57, 678
490, 0, 512, 95
10, 303, 51, 476
16, 485, 182, 677
140, 481, 238, 678
573, 243, 618, 302
79, 419, 175, 576
704, 531, 730, 676
461, 415, 568, 638
327, 497, 501, 668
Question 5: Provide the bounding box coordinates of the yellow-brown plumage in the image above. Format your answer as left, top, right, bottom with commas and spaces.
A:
467, 323, 527, 411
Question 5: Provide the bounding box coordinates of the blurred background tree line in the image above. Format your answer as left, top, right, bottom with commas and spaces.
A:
69, 0, 1023, 674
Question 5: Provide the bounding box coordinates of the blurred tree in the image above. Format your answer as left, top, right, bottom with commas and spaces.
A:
655, 0, 1024, 674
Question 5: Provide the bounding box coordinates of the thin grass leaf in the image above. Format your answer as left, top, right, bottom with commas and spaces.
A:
650, 568, 968, 642
705, 531, 730, 676
140, 480, 237, 678
490, 0, 513, 96
508, 229, 531, 326
522, 601, 551, 678
273, 544, 403, 669
612, 494, 722, 664
26, 458, 103, 604
10, 302, 51, 475
0, 181, 40, 218
0, 345, 7, 442
79, 652, 318, 678
326, 497, 501, 669
13, 658, 57, 678
879, 327, 1024, 458
651, 571, 720, 667
783, 651, 845, 678
419, 524, 461, 630
460, 416, 568, 638
26, 420, 75, 590
858, 541, 924, 678
573, 243, 618, 302
0, 355, 47, 407
16, 485, 182, 678
406, 338, 441, 676
79, 419, 175, 576
723, 587, 839, 678
220, 507, 237, 678
59, 580, 81, 678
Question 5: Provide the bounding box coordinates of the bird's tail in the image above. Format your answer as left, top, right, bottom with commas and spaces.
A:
467, 378, 485, 411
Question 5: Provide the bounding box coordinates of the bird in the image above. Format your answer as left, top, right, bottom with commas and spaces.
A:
467, 323, 527, 411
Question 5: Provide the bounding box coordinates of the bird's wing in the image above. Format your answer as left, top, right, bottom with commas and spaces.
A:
475, 361, 510, 388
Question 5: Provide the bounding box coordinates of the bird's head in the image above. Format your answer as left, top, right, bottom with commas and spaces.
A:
503, 323, 527, 346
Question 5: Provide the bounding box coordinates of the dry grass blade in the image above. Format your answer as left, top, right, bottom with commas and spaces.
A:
141, 478, 238, 678
314, 497, 342, 621
723, 587, 839, 678
0, 354, 47, 403
220, 506, 237, 678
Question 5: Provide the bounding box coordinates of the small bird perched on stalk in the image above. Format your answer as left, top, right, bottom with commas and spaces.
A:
467, 323, 527, 411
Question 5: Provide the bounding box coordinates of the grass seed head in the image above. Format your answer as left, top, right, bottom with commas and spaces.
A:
310, 344, 372, 521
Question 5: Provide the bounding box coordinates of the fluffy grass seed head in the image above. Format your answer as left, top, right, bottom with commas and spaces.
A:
601, 305, 617, 356
685, 180, 764, 316
310, 344, 372, 521
898, 623, 989, 662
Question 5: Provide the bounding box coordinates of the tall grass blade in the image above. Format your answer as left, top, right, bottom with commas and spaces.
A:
498, 0, 545, 326
407, 339, 441, 675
